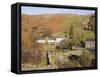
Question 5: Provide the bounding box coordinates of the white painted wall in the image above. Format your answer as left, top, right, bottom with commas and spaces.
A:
36, 39, 56, 44
48, 40, 55, 44
56, 38, 65, 43
36, 37, 65, 44
36, 39, 45, 44
85, 41, 95, 48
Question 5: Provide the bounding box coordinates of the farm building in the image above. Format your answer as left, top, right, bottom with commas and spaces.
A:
36, 38, 46, 44
36, 37, 56, 44
85, 39, 95, 48
36, 36, 66, 44
55, 36, 65, 44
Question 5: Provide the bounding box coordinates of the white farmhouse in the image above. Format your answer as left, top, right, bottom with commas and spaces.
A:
36, 38, 46, 44
55, 36, 65, 44
36, 37, 56, 44
36, 36, 66, 44
47, 38, 56, 44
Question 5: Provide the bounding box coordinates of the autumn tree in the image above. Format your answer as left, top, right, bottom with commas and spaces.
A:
88, 14, 95, 32
29, 26, 42, 67
38, 26, 52, 38
69, 25, 74, 39
29, 26, 51, 67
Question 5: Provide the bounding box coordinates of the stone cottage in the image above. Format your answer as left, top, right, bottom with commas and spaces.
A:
85, 39, 95, 48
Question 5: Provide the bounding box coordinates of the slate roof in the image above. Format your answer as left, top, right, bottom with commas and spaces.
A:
37, 37, 55, 40
85, 39, 95, 42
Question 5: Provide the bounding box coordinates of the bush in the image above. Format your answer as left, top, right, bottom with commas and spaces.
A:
59, 39, 75, 50
78, 51, 93, 67
21, 51, 34, 64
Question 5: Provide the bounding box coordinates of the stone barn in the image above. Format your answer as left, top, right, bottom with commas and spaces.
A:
85, 39, 95, 48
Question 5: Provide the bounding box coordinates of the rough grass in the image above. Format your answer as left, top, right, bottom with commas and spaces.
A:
73, 29, 95, 42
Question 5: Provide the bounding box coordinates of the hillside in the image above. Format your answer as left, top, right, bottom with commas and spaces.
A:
21, 13, 94, 34
21, 13, 95, 50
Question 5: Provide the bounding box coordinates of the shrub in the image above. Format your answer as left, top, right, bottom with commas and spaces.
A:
78, 51, 93, 67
